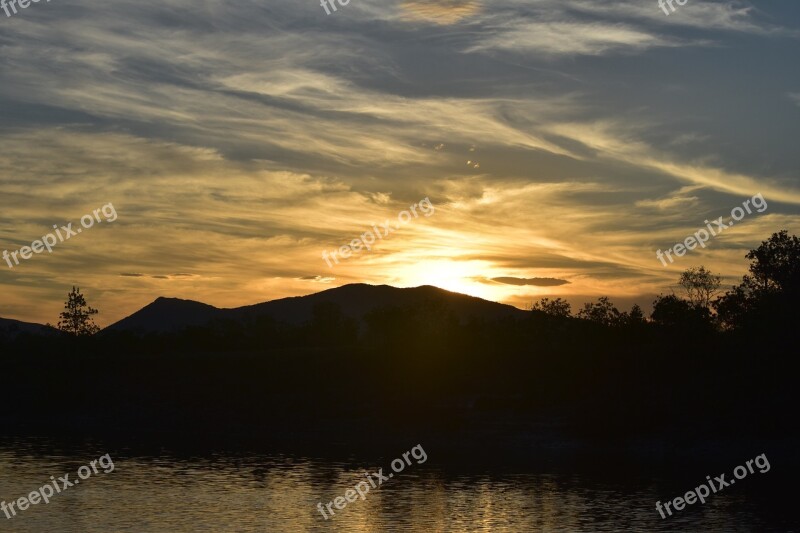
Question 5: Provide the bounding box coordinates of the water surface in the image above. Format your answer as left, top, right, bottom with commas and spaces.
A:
0, 442, 791, 532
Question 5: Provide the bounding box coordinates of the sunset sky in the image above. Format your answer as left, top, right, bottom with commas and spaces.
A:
1, 0, 799, 326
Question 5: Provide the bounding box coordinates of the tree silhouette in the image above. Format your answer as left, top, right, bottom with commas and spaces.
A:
714, 284, 754, 331
577, 297, 621, 326
57, 286, 100, 336
744, 230, 800, 293
651, 293, 710, 331
678, 266, 721, 309
715, 230, 800, 331
530, 297, 572, 317
625, 304, 646, 326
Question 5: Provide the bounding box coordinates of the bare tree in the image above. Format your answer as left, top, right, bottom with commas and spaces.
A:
678, 266, 721, 309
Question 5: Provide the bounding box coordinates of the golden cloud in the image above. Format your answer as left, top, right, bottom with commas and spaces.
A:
400, 0, 482, 25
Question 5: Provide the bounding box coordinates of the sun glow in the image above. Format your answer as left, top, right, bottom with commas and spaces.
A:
396, 259, 499, 300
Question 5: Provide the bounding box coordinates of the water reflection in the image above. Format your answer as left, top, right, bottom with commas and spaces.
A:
0, 442, 791, 532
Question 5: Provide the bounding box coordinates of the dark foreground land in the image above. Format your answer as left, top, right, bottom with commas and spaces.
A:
2, 301, 797, 473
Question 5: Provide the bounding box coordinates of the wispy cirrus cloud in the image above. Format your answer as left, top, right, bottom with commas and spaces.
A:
459, 0, 777, 57
486, 277, 571, 287
465, 20, 670, 56
563, 0, 772, 33
299, 275, 336, 283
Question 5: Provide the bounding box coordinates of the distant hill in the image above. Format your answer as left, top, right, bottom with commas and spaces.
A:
0, 317, 57, 339
105, 284, 528, 334
104, 297, 223, 334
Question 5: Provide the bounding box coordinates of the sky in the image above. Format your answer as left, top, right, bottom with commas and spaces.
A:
1, 0, 799, 326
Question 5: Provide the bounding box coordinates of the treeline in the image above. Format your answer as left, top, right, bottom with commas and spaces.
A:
532, 230, 800, 335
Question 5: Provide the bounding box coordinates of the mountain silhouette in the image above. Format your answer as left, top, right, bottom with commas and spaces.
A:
0, 317, 56, 339
104, 297, 223, 334
105, 284, 528, 334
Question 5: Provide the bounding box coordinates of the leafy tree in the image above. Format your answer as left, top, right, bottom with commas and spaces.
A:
714, 283, 755, 331
530, 297, 572, 318
577, 297, 621, 326
651, 294, 709, 329
715, 230, 800, 330
744, 230, 800, 293
57, 286, 100, 336
624, 304, 647, 326
678, 266, 721, 309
